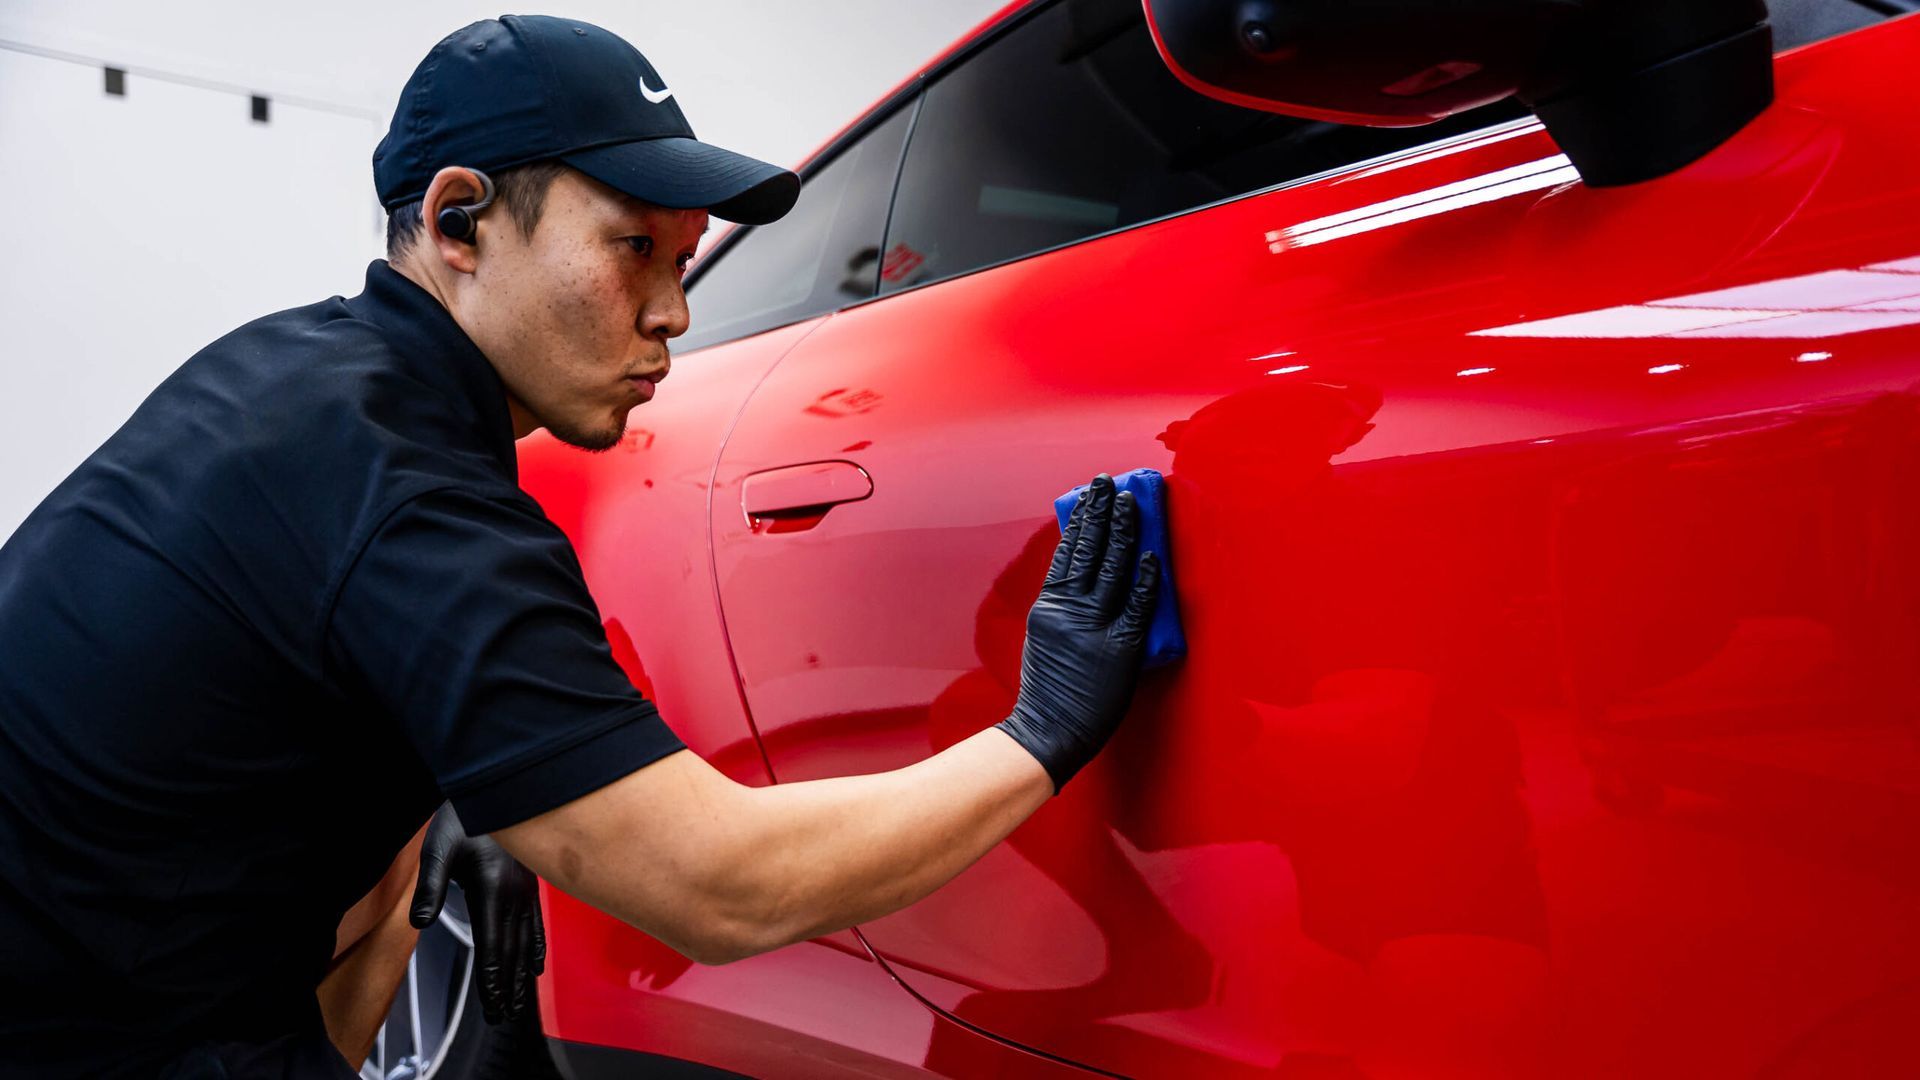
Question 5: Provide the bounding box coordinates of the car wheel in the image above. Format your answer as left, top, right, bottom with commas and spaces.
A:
359, 883, 561, 1080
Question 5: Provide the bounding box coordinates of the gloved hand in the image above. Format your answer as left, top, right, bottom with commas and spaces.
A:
996, 473, 1160, 791
410, 803, 545, 1025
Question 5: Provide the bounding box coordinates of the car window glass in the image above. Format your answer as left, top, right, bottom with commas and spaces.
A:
879, 0, 1525, 294
680, 103, 915, 353
1770, 0, 1906, 50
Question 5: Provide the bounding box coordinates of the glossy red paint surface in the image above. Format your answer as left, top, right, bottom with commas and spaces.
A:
524, 10, 1920, 1077
537, 885, 1099, 1078
522, 316, 1101, 1077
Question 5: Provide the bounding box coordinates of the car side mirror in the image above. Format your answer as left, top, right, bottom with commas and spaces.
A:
1142, 0, 1775, 186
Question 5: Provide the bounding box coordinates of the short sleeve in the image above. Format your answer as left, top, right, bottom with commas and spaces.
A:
326, 486, 685, 833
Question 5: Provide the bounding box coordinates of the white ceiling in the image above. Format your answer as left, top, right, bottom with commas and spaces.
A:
0, 0, 1013, 171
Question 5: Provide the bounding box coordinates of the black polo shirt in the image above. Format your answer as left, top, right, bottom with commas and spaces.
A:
0, 262, 685, 1075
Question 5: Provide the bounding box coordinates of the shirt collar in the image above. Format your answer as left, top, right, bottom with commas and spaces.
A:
346, 260, 520, 480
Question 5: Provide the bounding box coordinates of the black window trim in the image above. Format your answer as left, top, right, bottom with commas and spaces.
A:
677, 93, 925, 352
684, 0, 1541, 345
683, 1, 1052, 295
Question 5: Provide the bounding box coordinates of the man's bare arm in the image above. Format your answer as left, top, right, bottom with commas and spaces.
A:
320, 823, 426, 1067
494, 475, 1158, 964
495, 727, 1048, 963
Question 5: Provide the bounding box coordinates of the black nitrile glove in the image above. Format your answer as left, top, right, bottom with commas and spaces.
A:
410, 803, 546, 1025
996, 473, 1161, 791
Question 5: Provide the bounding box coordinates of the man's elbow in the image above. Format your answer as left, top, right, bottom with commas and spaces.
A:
585, 880, 782, 966
664, 905, 797, 966
560, 774, 822, 965
680, 933, 766, 967
662, 863, 820, 966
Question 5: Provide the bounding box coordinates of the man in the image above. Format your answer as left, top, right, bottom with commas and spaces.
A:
0, 16, 1159, 1077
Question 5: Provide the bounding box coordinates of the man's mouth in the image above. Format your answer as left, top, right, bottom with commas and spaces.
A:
627, 375, 656, 402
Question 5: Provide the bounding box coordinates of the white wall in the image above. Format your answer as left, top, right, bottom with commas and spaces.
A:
0, 1, 1005, 538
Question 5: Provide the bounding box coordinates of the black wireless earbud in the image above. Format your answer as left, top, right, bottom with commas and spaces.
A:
435, 169, 497, 244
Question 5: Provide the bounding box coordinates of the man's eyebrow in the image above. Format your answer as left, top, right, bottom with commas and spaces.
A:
614, 195, 711, 234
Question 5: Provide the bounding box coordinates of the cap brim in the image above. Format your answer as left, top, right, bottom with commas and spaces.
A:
563, 137, 799, 225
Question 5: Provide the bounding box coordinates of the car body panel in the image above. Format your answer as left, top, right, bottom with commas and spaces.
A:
536, 885, 1105, 1078
528, 7, 1920, 1077
524, 318, 830, 1065
701, 15, 1920, 1079
520, 304, 1105, 1080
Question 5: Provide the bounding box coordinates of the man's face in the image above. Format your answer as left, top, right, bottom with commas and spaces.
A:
462, 169, 708, 450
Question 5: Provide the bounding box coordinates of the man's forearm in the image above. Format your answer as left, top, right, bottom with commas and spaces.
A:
497, 728, 1051, 964
320, 823, 427, 1066
711, 727, 1052, 956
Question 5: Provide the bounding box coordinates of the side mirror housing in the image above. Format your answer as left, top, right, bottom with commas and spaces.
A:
1142, 0, 1775, 186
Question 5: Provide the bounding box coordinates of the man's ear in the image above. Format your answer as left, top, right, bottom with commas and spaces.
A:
421, 167, 492, 275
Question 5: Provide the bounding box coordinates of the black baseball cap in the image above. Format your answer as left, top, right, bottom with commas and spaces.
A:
374, 15, 799, 225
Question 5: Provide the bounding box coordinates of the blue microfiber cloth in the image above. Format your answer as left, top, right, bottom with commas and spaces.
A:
1053, 468, 1186, 669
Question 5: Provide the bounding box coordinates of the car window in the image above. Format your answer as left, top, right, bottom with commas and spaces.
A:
878, 0, 1526, 295
1772, 0, 1914, 50
679, 103, 915, 353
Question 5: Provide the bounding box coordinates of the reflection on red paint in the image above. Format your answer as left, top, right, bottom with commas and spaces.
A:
881, 241, 926, 282
601, 619, 657, 702
803, 387, 886, 418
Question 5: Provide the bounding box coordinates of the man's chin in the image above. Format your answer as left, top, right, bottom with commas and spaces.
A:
546, 416, 626, 453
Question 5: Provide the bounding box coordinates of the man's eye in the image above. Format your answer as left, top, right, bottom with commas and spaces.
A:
676, 254, 695, 275
626, 237, 654, 256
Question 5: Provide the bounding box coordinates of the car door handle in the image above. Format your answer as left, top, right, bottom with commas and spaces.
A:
741, 460, 874, 520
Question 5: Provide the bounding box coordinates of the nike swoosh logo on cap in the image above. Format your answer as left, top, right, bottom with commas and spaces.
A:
639, 77, 673, 104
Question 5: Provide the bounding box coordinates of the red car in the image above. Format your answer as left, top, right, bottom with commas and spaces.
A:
365, 1, 1920, 1076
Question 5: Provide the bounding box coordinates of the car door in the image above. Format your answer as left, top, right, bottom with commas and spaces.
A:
709, 1, 1920, 1076
519, 100, 973, 1077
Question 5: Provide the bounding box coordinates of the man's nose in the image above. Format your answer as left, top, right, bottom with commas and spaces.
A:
642, 283, 690, 342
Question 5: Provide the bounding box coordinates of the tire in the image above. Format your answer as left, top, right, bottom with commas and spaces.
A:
359, 884, 562, 1080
